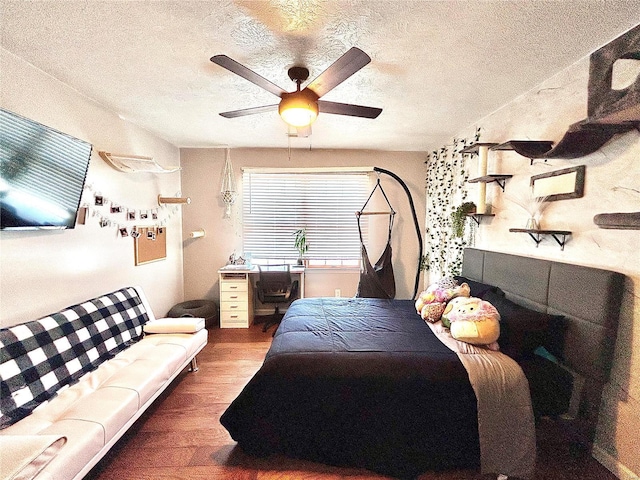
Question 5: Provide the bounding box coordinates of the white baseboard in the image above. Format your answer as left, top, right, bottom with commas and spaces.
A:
592, 444, 640, 480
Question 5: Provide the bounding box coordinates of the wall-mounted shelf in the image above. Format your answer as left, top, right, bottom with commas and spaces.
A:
593, 212, 640, 230
468, 213, 495, 226
540, 121, 632, 159
459, 142, 498, 155
99, 151, 181, 173
492, 141, 555, 164
509, 228, 572, 250
158, 195, 191, 205
489, 26, 640, 161
587, 23, 640, 127
467, 174, 513, 192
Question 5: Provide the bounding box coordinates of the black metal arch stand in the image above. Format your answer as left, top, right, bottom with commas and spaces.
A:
373, 167, 423, 300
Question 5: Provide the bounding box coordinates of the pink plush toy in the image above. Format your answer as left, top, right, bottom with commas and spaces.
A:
415, 277, 470, 323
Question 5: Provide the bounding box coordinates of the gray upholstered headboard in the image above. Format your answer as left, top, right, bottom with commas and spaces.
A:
461, 248, 624, 440
461, 248, 624, 383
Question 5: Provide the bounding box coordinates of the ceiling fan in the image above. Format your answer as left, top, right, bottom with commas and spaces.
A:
210, 47, 382, 134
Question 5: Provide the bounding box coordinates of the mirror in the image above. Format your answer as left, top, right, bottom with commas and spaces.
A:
531, 165, 585, 201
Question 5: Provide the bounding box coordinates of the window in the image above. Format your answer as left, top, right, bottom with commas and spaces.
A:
242, 169, 370, 266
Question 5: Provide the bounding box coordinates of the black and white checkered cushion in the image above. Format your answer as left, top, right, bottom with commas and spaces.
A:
0, 287, 149, 429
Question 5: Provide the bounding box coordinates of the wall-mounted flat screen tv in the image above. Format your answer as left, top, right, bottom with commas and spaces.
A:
1, 108, 92, 230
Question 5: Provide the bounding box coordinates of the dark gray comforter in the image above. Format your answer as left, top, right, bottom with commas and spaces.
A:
220, 298, 480, 479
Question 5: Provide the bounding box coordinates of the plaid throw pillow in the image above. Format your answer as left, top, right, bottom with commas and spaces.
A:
0, 287, 149, 429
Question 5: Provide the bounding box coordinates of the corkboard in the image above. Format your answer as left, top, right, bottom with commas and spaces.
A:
134, 226, 167, 265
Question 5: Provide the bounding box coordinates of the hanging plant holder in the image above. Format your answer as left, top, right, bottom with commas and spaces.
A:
220, 148, 237, 218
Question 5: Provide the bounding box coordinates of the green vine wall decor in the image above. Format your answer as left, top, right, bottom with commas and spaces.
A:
424, 127, 481, 280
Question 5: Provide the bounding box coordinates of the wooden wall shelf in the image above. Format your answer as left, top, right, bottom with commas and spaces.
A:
509, 228, 571, 250
469, 213, 495, 226
467, 174, 513, 192
492, 141, 555, 164
460, 142, 498, 155
593, 212, 640, 230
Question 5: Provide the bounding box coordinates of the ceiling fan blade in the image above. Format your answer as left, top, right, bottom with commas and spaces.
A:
318, 100, 382, 119
305, 47, 372, 98
219, 104, 279, 118
211, 55, 286, 98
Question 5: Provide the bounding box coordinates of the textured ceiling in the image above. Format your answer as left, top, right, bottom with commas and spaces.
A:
1, 1, 638, 152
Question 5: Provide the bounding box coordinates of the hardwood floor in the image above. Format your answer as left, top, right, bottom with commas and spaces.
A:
87, 325, 618, 480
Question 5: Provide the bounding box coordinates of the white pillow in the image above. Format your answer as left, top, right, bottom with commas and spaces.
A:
0, 435, 66, 480
143, 317, 205, 334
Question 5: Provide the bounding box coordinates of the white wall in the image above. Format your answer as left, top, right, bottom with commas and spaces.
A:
456, 54, 639, 478
180, 148, 426, 305
0, 49, 185, 327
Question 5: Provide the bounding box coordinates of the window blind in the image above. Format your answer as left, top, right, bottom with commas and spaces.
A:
242, 170, 369, 262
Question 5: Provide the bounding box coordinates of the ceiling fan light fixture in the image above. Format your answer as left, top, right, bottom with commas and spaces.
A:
279, 91, 319, 127
212, 48, 382, 127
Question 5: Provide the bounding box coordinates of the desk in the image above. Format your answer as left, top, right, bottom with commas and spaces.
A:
218, 266, 305, 328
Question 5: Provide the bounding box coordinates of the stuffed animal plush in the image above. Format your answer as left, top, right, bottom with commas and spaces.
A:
442, 296, 500, 346
415, 277, 471, 322
440, 296, 467, 328
420, 302, 446, 323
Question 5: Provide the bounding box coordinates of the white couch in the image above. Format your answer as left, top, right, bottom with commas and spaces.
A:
0, 287, 208, 480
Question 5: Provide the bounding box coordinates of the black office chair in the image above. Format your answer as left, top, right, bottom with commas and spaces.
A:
256, 264, 299, 335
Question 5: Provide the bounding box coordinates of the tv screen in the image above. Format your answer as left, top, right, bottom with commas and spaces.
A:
0, 108, 92, 230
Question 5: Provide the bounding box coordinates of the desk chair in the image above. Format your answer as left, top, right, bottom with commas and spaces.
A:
256, 264, 299, 334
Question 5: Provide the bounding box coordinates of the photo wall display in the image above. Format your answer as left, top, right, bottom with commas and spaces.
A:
78, 183, 181, 237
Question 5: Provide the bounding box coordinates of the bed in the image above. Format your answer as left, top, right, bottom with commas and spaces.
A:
220, 248, 625, 479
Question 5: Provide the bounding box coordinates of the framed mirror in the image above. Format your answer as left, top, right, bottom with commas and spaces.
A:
531, 165, 585, 201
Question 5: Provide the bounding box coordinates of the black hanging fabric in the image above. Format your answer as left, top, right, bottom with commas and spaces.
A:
355, 178, 396, 299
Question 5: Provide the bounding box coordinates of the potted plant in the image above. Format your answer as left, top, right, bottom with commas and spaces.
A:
451, 202, 476, 238
293, 228, 308, 265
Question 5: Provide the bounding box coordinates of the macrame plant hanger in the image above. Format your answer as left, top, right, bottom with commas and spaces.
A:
355, 175, 397, 299
220, 148, 237, 219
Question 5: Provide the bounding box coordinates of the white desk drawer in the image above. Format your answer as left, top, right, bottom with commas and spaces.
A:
221, 300, 247, 312
220, 310, 250, 327
221, 281, 248, 293
220, 290, 248, 303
